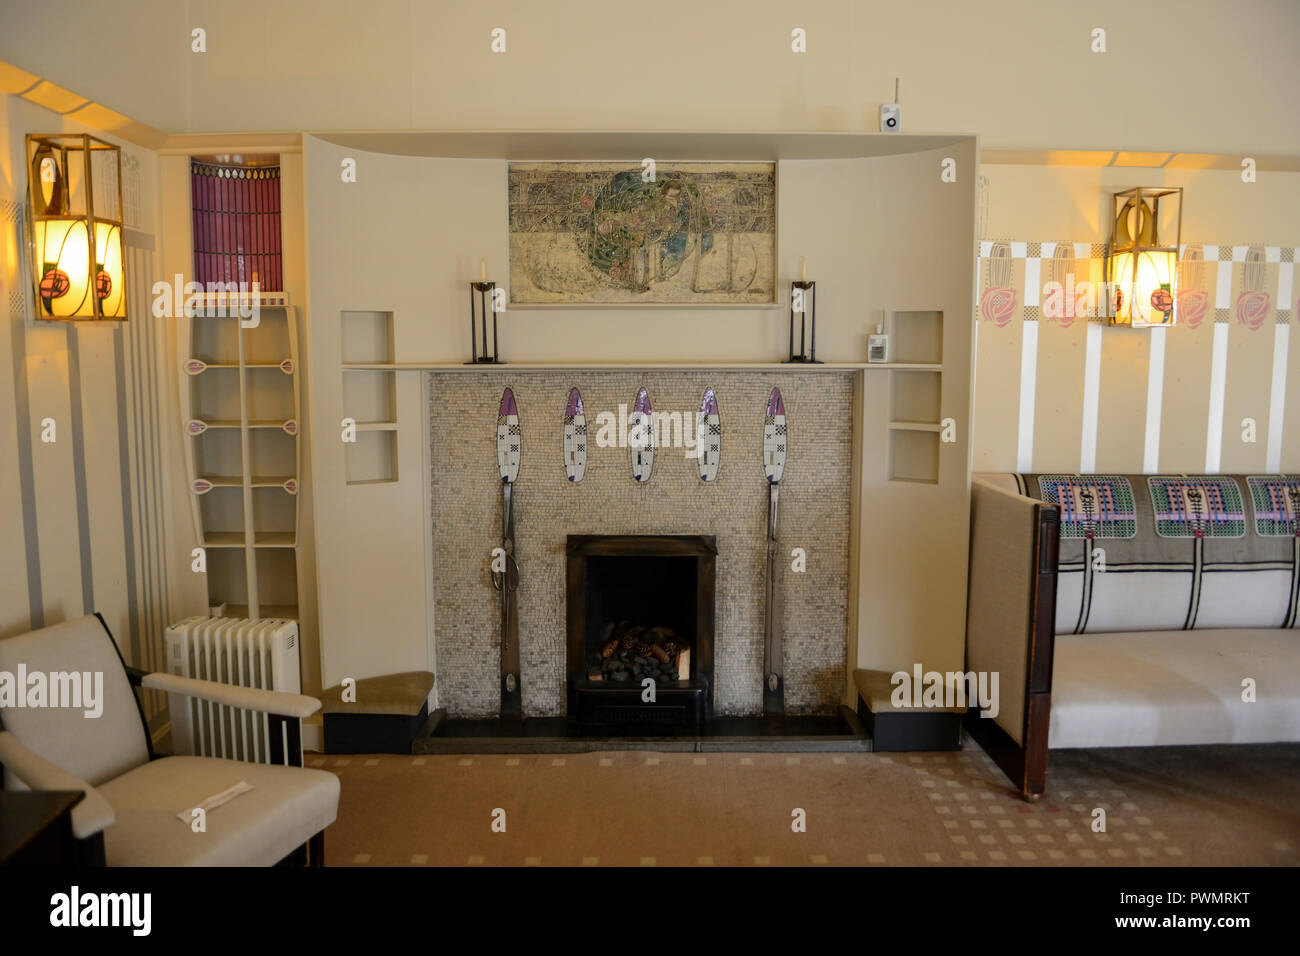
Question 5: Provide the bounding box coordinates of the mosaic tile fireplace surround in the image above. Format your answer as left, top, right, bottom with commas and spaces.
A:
429, 371, 853, 718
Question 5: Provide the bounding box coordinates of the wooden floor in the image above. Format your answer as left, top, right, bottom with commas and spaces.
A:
311, 737, 1300, 867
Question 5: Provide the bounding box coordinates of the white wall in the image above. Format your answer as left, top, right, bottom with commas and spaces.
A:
2, 0, 1297, 155
0, 92, 204, 730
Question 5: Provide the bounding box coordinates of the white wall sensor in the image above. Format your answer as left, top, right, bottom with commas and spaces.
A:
880, 77, 901, 133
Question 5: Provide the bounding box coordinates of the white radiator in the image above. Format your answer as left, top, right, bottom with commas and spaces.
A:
164, 617, 301, 764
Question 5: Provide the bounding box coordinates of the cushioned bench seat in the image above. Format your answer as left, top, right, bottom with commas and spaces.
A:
1050, 628, 1300, 749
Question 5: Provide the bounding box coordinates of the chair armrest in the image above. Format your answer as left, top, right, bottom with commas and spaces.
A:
140, 672, 321, 719
965, 478, 1059, 798
0, 731, 116, 839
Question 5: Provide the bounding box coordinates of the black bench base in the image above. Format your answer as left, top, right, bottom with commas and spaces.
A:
857, 696, 962, 752
324, 702, 430, 754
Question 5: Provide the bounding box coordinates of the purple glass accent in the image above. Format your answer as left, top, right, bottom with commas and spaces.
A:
190, 161, 284, 290
767, 387, 784, 418
634, 387, 651, 415
499, 387, 517, 417
566, 387, 584, 418
701, 387, 718, 416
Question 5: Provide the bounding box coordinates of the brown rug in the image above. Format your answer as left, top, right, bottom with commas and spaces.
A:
309, 739, 1299, 866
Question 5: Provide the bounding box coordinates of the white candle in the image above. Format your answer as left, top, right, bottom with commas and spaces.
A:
799, 257, 806, 282
480, 258, 486, 282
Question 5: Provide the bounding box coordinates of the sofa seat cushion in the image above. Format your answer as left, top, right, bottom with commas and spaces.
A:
97, 756, 339, 866
1050, 629, 1300, 749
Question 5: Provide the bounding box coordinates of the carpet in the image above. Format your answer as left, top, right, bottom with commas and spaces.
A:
309, 738, 1299, 866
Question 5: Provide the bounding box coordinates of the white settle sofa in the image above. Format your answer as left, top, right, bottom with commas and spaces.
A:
965, 473, 1300, 799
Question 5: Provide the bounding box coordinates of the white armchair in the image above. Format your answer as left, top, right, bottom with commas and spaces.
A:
0, 614, 338, 866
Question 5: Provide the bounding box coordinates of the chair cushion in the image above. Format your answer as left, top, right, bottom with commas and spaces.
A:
0, 615, 149, 787
1050, 628, 1300, 749
97, 756, 339, 866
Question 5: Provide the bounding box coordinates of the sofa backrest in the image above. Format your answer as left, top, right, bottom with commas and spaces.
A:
977, 474, 1300, 634
0, 615, 150, 787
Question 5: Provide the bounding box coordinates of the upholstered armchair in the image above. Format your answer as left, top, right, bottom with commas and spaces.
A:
0, 614, 338, 866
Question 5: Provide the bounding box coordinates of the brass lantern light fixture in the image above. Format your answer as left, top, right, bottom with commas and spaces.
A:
1104, 186, 1181, 328
25, 133, 126, 321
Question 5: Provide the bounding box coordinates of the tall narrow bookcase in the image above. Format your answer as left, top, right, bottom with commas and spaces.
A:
179, 293, 301, 619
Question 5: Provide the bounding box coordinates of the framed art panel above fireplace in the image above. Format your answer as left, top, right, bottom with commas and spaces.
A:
507, 162, 777, 306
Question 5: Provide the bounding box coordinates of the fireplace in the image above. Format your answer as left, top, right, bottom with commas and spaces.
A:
566, 535, 716, 730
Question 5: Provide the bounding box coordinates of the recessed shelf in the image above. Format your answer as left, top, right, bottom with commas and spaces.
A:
342, 311, 395, 365
346, 429, 398, 485
889, 429, 940, 485
201, 532, 246, 548
197, 474, 242, 487
888, 420, 943, 432
250, 474, 296, 488
889, 310, 944, 365
354, 421, 398, 432
864, 362, 942, 371
205, 549, 248, 609
253, 532, 297, 548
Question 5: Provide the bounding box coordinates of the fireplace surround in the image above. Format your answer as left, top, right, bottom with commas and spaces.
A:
428, 370, 852, 718
566, 535, 716, 729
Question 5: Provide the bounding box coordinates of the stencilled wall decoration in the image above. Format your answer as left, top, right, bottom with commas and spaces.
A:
977, 241, 1298, 329
697, 387, 721, 482
508, 162, 776, 305
973, 240, 1300, 476
563, 387, 587, 483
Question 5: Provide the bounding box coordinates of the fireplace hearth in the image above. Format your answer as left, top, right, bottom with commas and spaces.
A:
566, 535, 716, 731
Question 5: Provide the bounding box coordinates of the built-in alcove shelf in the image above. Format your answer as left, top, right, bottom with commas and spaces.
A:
341, 311, 400, 485
179, 304, 301, 620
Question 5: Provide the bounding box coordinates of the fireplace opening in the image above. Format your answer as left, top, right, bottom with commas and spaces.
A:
566, 535, 716, 730
583, 555, 697, 685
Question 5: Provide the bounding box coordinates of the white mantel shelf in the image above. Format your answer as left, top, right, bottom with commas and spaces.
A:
343, 361, 938, 372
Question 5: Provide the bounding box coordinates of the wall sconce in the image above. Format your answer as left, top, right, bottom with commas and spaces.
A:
25, 133, 126, 321
1104, 186, 1181, 328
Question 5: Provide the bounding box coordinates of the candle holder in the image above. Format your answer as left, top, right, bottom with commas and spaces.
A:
466, 280, 505, 364
784, 279, 821, 364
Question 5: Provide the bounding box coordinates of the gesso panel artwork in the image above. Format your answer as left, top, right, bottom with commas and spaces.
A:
508, 161, 776, 305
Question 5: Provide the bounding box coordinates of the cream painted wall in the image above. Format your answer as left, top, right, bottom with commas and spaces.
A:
0, 93, 204, 730
302, 135, 976, 692
973, 165, 1300, 476
1, 1, 1297, 155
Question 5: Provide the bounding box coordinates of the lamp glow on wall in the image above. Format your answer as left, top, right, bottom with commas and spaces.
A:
26, 134, 126, 321
1104, 186, 1181, 328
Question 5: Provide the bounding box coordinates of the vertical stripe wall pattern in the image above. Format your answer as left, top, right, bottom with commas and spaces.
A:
974, 241, 1300, 475
2, 207, 178, 726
